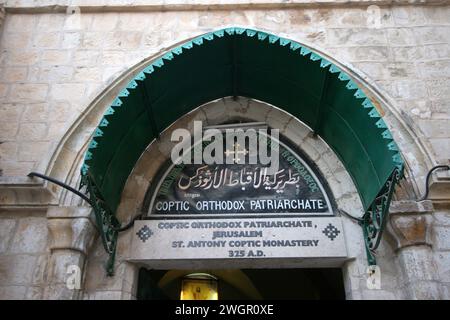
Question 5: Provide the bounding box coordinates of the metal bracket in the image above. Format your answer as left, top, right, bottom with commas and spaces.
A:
360, 167, 403, 266
29, 172, 119, 276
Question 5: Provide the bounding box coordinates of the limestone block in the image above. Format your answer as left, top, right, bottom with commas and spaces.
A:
82, 32, 106, 49
287, 10, 314, 27
3, 14, 36, 33
201, 98, 229, 125
282, 119, 311, 145
101, 51, 127, 66
17, 123, 48, 140
331, 46, 389, 63
117, 13, 151, 31
0, 161, 34, 176
418, 119, 450, 139
47, 217, 96, 255
41, 50, 71, 66
10, 217, 48, 254
1, 67, 27, 82
433, 226, 450, 251
102, 66, 125, 83
403, 280, 442, 300
1, 32, 32, 50
327, 28, 387, 46
265, 108, 292, 131
37, 14, 65, 32
392, 47, 424, 61
18, 142, 51, 161
32, 254, 49, 286
25, 286, 44, 299
0, 286, 27, 300
0, 121, 19, 140
73, 50, 100, 66
46, 251, 84, 285
386, 28, 416, 46
434, 252, 450, 283
433, 210, 450, 226
22, 103, 48, 122
63, 12, 92, 32
422, 6, 450, 25
361, 289, 398, 300
91, 13, 119, 31
0, 254, 36, 285
61, 32, 81, 49
47, 122, 70, 141
290, 29, 327, 46
0, 142, 18, 161
73, 67, 102, 82
84, 260, 126, 292
390, 80, 428, 100
398, 246, 440, 283
50, 83, 86, 101
10, 83, 49, 102
32, 32, 61, 49
39, 66, 74, 82
0, 219, 16, 253
92, 291, 123, 300
403, 99, 432, 120
103, 31, 142, 50
7, 51, 39, 66
392, 6, 426, 26
419, 60, 450, 79
415, 26, 450, 45
430, 100, 450, 120
336, 193, 365, 218
0, 84, 9, 98
0, 103, 23, 122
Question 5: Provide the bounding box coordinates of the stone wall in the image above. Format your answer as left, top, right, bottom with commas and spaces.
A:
0, 210, 49, 299
433, 208, 450, 298
0, 3, 449, 177
0, 1, 449, 300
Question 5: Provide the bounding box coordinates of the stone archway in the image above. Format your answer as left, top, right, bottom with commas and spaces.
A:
39, 28, 437, 300
80, 97, 394, 300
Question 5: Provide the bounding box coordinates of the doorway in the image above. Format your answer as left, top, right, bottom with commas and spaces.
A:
137, 268, 345, 300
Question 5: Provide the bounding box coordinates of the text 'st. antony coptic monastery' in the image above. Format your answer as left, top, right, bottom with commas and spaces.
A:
0, 0, 449, 300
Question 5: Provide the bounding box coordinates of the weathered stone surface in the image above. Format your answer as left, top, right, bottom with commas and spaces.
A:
0, 219, 16, 253
0, 3, 449, 301
10, 217, 48, 254
47, 207, 96, 254
17, 122, 48, 140
433, 226, 450, 251
387, 214, 432, 250
0, 286, 27, 300
0, 254, 36, 285
50, 83, 86, 100
10, 84, 49, 102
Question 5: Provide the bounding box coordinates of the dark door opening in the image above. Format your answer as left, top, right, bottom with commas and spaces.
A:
137, 268, 345, 300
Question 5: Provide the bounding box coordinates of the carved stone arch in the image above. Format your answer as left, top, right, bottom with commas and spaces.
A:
44, 27, 431, 211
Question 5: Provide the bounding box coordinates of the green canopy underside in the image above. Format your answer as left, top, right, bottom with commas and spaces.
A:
81, 27, 403, 214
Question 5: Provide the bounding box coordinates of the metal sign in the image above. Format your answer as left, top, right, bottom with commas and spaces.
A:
131, 217, 347, 263
145, 132, 334, 217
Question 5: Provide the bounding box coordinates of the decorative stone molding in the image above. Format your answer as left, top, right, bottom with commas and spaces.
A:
386, 200, 434, 251
3, 0, 448, 14
47, 206, 96, 255
44, 206, 97, 299
385, 200, 442, 299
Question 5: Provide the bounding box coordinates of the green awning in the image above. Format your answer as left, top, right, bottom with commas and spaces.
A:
79, 28, 404, 272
